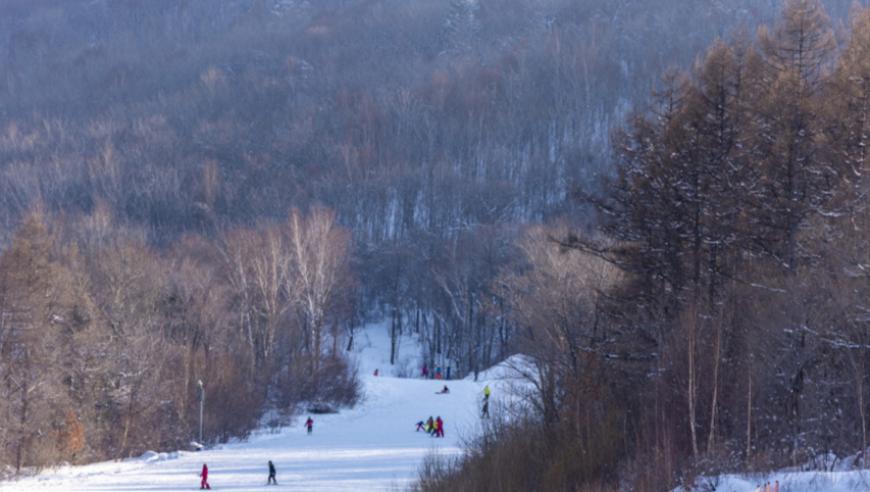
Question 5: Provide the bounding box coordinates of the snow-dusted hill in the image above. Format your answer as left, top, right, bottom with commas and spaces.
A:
0, 323, 518, 492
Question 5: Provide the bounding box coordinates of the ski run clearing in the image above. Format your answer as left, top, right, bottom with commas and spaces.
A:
3, 322, 870, 492
0, 323, 525, 492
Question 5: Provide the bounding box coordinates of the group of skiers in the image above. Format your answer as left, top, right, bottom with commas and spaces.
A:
421, 363, 450, 380
198, 460, 280, 488
416, 384, 491, 437
416, 416, 445, 437
753, 481, 779, 492
196, 381, 493, 488
196, 417, 316, 488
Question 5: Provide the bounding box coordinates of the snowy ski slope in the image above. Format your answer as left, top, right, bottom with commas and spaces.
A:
1, 323, 516, 492
4, 321, 869, 491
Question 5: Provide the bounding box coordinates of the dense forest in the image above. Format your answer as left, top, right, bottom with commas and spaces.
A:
419, 1, 870, 490
1, 0, 868, 489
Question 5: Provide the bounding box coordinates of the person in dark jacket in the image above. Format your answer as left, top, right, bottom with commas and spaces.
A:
268, 460, 277, 485
305, 416, 314, 434
199, 463, 211, 490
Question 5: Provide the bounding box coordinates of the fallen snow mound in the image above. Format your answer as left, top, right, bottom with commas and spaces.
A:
470, 353, 537, 382
679, 470, 870, 492
134, 451, 181, 464
677, 450, 870, 492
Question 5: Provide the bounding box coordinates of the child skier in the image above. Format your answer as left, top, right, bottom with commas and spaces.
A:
415, 420, 426, 432
436, 385, 450, 394
483, 385, 491, 400
482, 398, 490, 418
426, 416, 435, 434
267, 460, 277, 485
435, 416, 444, 438
305, 416, 314, 435
199, 463, 211, 490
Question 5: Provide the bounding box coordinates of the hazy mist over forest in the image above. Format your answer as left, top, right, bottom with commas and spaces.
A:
0, 0, 855, 242
2, 1, 870, 490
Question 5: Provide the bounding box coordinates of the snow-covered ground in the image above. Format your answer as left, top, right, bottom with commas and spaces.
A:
677, 470, 870, 492
0, 323, 517, 492
9, 321, 868, 492
677, 456, 870, 492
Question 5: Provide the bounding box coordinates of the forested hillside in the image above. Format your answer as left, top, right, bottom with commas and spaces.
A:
419, 1, 870, 490
0, 0, 866, 489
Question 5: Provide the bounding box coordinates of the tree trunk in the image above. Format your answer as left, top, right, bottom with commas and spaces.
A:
389, 308, 398, 365
746, 369, 753, 463
313, 315, 323, 374
860, 372, 867, 469
120, 386, 137, 456
345, 322, 354, 352
707, 315, 722, 453
16, 375, 29, 475
182, 340, 198, 423
687, 313, 699, 460
849, 350, 867, 468
435, 316, 442, 355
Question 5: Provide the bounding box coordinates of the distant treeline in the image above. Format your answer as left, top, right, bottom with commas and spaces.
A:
0, 0, 848, 411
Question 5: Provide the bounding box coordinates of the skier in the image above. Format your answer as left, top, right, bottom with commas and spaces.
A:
199, 463, 211, 490
435, 416, 444, 438
426, 416, 435, 435
305, 416, 314, 435
481, 398, 489, 418
415, 420, 426, 432
422, 363, 429, 378
267, 460, 277, 485
436, 385, 450, 394
435, 366, 442, 380
483, 385, 491, 400
373, 368, 379, 377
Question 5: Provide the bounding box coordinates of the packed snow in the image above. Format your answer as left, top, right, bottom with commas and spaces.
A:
675, 470, 870, 492
0, 322, 520, 492
676, 454, 870, 492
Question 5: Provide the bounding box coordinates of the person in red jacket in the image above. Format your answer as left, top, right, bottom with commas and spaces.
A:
305, 416, 314, 435
435, 416, 444, 438
199, 463, 211, 490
